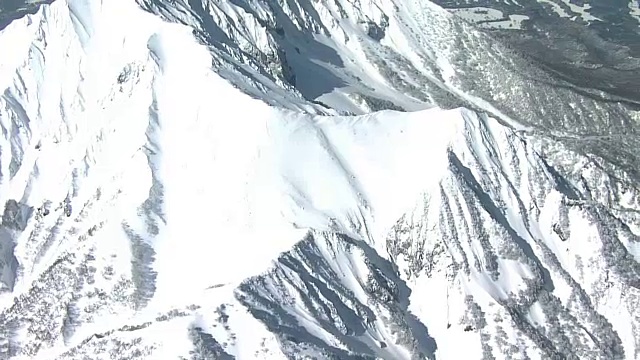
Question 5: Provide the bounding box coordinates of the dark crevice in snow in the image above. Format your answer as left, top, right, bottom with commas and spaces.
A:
188, 326, 235, 360
236, 231, 438, 359
448, 151, 555, 293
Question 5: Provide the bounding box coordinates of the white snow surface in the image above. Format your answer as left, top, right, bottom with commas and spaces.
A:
0, 0, 639, 359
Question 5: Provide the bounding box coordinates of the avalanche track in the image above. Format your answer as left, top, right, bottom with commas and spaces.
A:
0, 0, 639, 359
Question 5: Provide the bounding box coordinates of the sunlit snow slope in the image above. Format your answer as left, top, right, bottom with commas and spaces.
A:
0, 0, 639, 359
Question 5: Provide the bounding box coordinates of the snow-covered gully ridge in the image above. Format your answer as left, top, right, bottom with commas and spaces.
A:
236, 110, 640, 360
0, 0, 638, 359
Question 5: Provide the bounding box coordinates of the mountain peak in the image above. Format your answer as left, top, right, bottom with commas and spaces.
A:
0, 0, 638, 359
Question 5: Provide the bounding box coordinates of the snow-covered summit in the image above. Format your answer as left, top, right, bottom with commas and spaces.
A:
0, 0, 639, 359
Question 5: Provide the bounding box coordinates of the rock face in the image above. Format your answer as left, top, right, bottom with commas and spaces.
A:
0, 0, 638, 359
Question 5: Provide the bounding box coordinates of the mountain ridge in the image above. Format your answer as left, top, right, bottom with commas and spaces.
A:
0, 0, 638, 359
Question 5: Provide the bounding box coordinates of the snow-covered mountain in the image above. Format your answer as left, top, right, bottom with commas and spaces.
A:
0, 0, 639, 359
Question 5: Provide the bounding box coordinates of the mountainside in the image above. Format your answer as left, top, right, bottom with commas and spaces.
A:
433, 0, 640, 106
0, 0, 639, 359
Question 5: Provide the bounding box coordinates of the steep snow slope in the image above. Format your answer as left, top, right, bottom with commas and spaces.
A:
234, 110, 640, 359
136, 0, 640, 183
0, 0, 639, 359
